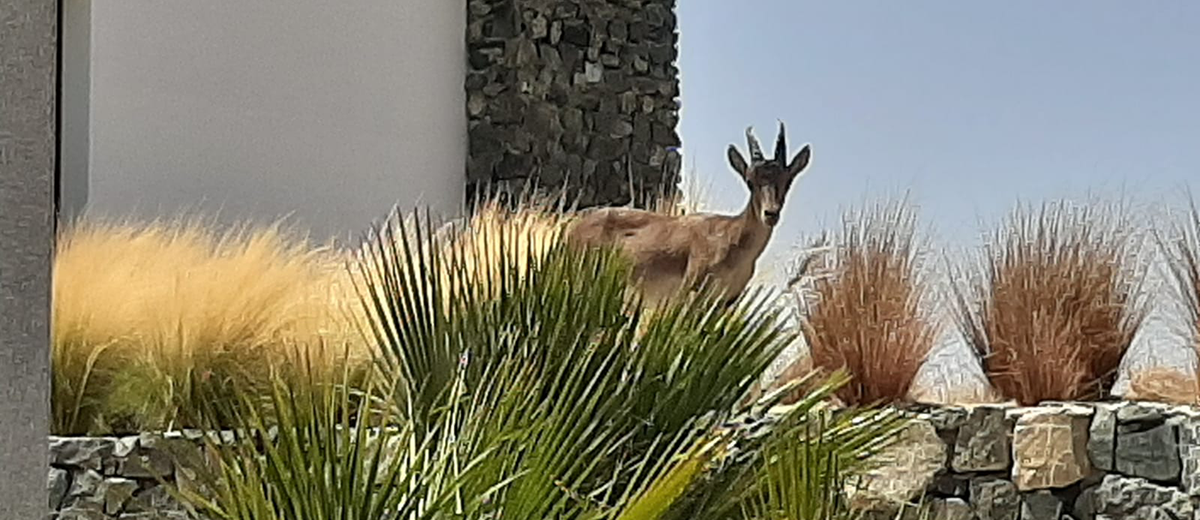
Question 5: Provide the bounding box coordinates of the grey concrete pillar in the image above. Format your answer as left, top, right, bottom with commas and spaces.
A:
1, 0, 58, 518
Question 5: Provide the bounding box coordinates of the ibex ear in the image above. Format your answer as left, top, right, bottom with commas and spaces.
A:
787, 144, 812, 179
727, 145, 749, 178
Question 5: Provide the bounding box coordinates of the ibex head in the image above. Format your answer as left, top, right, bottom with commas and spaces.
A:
726, 122, 811, 227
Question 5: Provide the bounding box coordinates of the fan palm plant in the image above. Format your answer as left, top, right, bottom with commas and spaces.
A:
174, 202, 909, 520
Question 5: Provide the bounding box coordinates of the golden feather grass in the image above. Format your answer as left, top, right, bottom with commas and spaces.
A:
52, 186, 694, 434
52, 215, 365, 434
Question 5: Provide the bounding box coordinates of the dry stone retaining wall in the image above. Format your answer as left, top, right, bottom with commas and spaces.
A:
857, 401, 1200, 520
47, 432, 210, 520
465, 0, 683, 207
45, 401, 1200, 520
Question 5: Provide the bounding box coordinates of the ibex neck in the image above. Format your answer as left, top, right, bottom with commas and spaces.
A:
734, 205, 774, 259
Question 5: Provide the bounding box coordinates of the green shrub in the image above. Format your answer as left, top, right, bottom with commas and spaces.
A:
176, 206, 907, 520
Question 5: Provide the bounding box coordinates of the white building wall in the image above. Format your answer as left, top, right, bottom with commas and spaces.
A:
65, 0, 466, 242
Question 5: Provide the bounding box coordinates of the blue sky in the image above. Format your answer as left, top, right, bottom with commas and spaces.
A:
677, 2, 1200, 273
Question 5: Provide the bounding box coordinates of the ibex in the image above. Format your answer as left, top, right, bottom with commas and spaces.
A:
567, 122, 812, 306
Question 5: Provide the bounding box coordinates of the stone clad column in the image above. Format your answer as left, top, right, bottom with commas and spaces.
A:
0, 0, 58, 517
465, 0, 682, 208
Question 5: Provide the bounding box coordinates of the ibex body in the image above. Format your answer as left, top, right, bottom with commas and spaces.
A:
567, 123, 812, 305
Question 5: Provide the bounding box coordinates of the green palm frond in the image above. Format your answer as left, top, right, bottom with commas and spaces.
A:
175, 202, 908, 520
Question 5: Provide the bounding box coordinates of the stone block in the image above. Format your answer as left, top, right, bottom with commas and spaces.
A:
928, 498, 972, 520
925, 406, 969, 432
619, 91, 638, 114
846, 419, 947, 514
1115, 403, 1166, 428
48, 467, 70, 510
50, 437, 116, 472
1084, 474, 1193, 520
1174, 414, 1200, 496
57, 504, 106, 520
608, 20, 627, 42
1114, 423, 1180, 483
1089, 403, 1117, 471
561, 22, 589, 46
1012, 406, 1093, 490
970, 477, 1020, 520
1020, 490, 1063, 520
930, 473, 969, 498
125, 486, 189, 516
587, 135, 626, 162
117, 447, 174, 480
99, 477, 139, 515
951, 406, 1011, 472
65, 469, 103, 508
584, 61, 603, 83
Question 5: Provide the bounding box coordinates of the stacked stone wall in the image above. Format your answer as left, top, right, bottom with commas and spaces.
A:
47, 401, 1200, 520
854, 401, 1200, 520
466, 0, 683, 208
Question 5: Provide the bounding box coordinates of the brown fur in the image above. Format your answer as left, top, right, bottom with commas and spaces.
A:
567, 208, 773, 306
566, 123, 812, 306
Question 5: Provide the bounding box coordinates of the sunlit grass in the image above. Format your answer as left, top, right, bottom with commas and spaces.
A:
52, 215, 366, 434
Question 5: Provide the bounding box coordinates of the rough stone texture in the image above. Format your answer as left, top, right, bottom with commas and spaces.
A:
970, 477, 1020, 520
48, 434, 206, 519
847, 419, 947, 514
1089, 403, 1117, 471
48, 401, 1200, 519
1115, 403, 1168, 427
466, 0, 682, 208
99, 478, 138, 515
951, 406, 1011, 472
1174, 413, 1200, 496
928, 498, 972, 520
930, 473, 969, 498
52, 438, 117, 473
1114, 423, 1180, 483
1080, 474, 1194, 520
49, 467, 71, 510
65, 469, 104, 509
1020, 490, 1063, 520
1012, 406, 1093, 490
58, 505, 107, 520
925, 406, 970, 432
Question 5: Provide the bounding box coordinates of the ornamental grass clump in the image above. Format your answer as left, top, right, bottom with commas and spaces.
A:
952, 200, 1149, 406
782, 198, 938, 407
1128, 193, 1200, 405
51, 215, 364, 434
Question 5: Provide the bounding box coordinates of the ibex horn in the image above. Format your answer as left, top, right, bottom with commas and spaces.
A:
745, 127, 764, 162
774, 120, 787, 164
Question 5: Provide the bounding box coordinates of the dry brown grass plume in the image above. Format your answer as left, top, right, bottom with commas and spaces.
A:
777, 198, 937, 407
1160, 193, 1200, 379
952, 200, 1149, 406
1126, 366, 1199, 406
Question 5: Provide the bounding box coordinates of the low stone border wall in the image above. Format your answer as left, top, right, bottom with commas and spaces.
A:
47, 401, 1200, 520
48, 432, 210, 520
859, 401, 1200, 520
